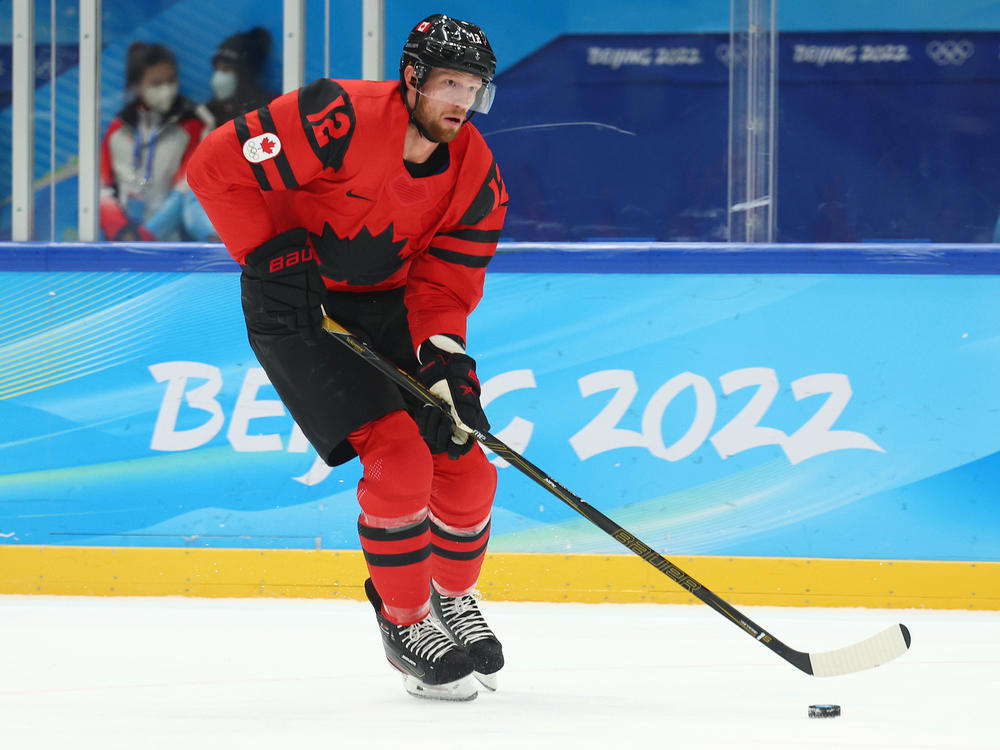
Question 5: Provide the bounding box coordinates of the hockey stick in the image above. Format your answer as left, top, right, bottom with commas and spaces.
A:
321, 314, 911, 677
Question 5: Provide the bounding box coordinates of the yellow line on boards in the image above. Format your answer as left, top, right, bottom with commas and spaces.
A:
0, 546, 996, 610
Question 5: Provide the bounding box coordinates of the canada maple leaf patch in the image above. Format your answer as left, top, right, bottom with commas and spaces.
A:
243, 132, 282, 164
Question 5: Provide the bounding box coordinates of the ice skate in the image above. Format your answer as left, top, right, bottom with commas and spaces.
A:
430, 587, 504, 691
365, 578, 477, 701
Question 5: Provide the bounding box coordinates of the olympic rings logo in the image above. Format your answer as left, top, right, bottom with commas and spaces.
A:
926, 40, 974, 66
715, 43, 747, 66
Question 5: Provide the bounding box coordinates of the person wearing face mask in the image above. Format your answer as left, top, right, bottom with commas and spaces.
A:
206, 27, 276, 127
99, 42, 216, 241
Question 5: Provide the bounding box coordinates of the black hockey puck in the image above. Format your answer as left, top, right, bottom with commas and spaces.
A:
808, 704, 841, 718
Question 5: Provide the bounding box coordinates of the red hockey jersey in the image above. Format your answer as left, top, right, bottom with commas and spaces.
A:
187, 78, 508, 350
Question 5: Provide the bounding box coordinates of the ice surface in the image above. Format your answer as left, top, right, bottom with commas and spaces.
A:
0, 595, 995, 749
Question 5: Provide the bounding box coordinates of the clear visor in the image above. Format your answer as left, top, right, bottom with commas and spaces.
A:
418, 75, 496, 115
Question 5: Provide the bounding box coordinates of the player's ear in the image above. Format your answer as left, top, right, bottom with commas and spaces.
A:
403, 65, 419, 91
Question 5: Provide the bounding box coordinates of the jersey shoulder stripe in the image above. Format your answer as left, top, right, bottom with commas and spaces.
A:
232, 113, 271, 190
256, 106, 298, 189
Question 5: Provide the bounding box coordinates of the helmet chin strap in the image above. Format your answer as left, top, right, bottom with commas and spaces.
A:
399, 80, 443, 144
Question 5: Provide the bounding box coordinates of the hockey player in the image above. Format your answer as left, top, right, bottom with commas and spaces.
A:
187, 15, 506, 701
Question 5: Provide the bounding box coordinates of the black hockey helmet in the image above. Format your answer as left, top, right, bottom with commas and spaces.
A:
399, 14, 496, 87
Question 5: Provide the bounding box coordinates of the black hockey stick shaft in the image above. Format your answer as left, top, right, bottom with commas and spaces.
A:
321, 314, 906, 676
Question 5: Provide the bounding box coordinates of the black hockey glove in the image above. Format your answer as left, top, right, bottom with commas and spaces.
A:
243, 228, 326, 344
415, 336, 490, 460
412, 402, 462, 459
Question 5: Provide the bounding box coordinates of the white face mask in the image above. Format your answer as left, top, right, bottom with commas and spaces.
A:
211, 70, 238, 101
142, 82, 178, 113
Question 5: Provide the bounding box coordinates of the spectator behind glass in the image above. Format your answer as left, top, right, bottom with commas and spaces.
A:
207, 27, 276, 126
99, 41, 217, 241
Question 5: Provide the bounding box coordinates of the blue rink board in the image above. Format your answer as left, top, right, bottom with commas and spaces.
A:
2, 241, 1000, 274
0, 243, 998, 561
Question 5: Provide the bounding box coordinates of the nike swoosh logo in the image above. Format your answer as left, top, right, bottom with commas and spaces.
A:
346, 189, 374, 201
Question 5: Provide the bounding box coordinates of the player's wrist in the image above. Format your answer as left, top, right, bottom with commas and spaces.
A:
417, 333, 466, 365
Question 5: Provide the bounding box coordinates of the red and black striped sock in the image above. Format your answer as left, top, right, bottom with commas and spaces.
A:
358, 516, 432, 624
430, 518, 491, 597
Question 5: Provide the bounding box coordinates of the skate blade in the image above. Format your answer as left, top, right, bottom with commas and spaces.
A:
474, 671, 498, 691
402, 674, 478, 702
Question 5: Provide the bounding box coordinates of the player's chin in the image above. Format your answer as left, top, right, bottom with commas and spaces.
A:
437, 116, 465, 141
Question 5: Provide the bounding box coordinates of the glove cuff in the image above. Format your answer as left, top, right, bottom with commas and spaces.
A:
243, 228, 311, 275
418, 333, 467, 364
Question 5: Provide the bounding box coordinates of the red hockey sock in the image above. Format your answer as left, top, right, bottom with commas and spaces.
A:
358, 516, 431, 623
426, 446, 497, 595
430, 516, 491, 597
348, 411, 434, 625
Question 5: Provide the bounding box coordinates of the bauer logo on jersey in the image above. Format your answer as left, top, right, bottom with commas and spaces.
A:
243, 133, 282, 164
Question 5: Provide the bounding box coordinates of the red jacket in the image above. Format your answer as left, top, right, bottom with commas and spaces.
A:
187, 78, 508, 350
101, 96, 213, 240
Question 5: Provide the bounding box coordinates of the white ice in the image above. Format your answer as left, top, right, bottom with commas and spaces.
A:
0, 595, 995, 750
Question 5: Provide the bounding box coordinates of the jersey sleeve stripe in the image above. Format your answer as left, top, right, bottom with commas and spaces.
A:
232, 113, 272, 191
428, 246, 493, 269
438, 228, 502, 243
255, 105, 299, 189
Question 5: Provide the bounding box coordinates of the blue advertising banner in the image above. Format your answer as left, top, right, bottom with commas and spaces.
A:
568, 32, 1000, 84
6, 30, 1000, 244
2, 253, 998, 562
488, 31, 1000, 243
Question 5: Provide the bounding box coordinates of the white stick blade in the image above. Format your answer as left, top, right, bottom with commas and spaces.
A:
809, 624, 911, 677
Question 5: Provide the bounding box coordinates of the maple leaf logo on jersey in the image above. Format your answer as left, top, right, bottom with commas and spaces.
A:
309, 222, 408, 285
243, 132, 281, 163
